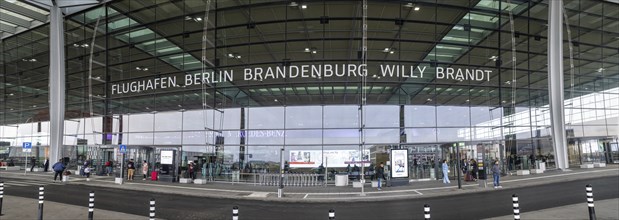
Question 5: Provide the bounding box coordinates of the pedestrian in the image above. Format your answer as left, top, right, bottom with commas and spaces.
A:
52, 159, 65, 182
43, 158, 49, 172
106, 160, 113, 176
376, 162, 386, 190
492, 160, 502, 189
127, 159, 136, 181
142, 160, 149, 180
188, 162, 195, 179
84, 165, 91, 181
30, 157, 36, 172
442, 159, 450, 184
470, 159, 478, 181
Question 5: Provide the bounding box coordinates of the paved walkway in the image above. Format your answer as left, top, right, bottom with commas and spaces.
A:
0, 195, 146, 220
1, 165, 618, 202
485, 198, 619, 220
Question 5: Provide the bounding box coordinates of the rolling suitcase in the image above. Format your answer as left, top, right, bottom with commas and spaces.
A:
151, 171, 158, 181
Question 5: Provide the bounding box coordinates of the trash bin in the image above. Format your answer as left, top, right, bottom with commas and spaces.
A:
335, 174, 348, 186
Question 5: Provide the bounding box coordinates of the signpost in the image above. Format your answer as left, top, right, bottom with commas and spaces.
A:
23, 142, 32, 175
117, 145, 127, 184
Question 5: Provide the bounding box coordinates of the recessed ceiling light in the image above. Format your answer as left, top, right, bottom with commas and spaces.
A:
301, 4, 307, 9
414, 7, 420, 11
304, 48, 310, 52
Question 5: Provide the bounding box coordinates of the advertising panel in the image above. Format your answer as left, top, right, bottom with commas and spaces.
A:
161, 150, 174, 165
289, 149, 370, 168
391, 149, 409, 178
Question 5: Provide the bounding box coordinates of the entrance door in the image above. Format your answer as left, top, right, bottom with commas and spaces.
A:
405, 145, 439, 181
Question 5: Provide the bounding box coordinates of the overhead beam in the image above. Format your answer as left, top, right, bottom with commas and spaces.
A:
0, 12, 32, 27
0, 23, 16, 33
0, 1, 48, 22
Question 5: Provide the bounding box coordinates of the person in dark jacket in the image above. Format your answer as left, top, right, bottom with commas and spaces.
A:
43, 158, 49, 172
30, 157, 36, 172
127, 159, 136, 181
376, 162, 386, 190
470, 159, 478, 181
52, 159, 65, 182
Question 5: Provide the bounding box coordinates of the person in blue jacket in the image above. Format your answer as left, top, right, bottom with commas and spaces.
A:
442, 159, 450, 184
52, 159, 66, 182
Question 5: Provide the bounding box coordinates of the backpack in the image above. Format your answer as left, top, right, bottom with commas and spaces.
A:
105, 161, 111, 166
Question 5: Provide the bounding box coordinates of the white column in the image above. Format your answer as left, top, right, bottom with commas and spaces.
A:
548, 0, 569, 170
49, 3, 65, 165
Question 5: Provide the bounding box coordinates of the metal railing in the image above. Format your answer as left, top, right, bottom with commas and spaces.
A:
258, 173, 325, 187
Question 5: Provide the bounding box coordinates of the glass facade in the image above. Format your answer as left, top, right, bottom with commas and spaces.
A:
1, 0, 618, 181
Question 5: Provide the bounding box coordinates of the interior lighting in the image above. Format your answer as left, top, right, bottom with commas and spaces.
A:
312, 50, 317, 54
426, 98, 432, 102
304, 48, 311, 52
489, 55, 498, 61
135, 66, 149, 71
414, 7, 420, 11
301, 4, 307, 9
597, 68, 605, 72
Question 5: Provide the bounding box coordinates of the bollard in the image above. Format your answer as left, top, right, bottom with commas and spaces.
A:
512, 194, 520, 220
328, 208, 335, 220
88, 191, 95, 220
149, 198, 155, 220
586, 184, 596, 220
424, 204, 430, 220
0, 181, 4, 216
38, 186, 44, 220
232, 206, 238, 220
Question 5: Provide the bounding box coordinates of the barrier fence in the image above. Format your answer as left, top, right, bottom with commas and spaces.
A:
258, 173, 324, 187
0, 184, 603, 219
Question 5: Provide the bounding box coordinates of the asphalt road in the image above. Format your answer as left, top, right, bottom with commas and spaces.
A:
2, 175, 618, 220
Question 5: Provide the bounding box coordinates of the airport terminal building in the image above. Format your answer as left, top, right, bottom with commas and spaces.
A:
1, 0, 618, 182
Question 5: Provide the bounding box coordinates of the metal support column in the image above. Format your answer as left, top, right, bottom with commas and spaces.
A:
548, 0, 569, 170
49, 2, 66, 165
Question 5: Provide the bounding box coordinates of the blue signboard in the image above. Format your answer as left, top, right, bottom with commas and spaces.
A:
119, 145, 127, 154
22, 142, 32, 153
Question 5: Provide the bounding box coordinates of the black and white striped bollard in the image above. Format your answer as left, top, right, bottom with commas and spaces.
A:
512, 194, 520, 220
88, 191, 95, 220
424, 204, 431, 220
38, 186, 44, 220
0, 181, 4, 216
586, 184, 596, 220
328, 208, 335, 219
149, 198, 155, 220
232, 206, 238, 220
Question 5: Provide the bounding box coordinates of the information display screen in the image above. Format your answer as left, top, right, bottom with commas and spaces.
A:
289, 149, 370, 168
161, 150, 174, 165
